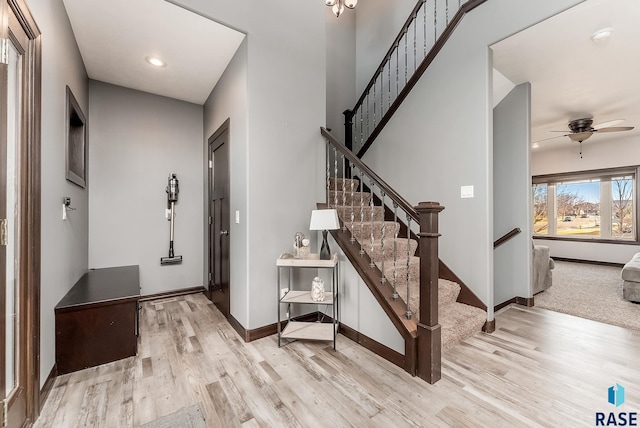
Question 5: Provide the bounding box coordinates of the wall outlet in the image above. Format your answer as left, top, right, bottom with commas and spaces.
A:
280, 288, 289, 298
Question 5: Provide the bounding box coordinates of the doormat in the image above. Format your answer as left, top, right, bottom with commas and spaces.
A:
140, 404, 206, 428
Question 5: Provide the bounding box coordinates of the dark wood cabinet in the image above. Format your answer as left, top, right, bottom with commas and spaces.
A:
55, 265, 140, 375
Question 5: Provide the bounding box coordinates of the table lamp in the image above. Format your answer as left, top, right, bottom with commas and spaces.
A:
309, 209, 340, 260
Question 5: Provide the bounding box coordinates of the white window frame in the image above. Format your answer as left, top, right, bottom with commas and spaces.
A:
532, 166, 639, 244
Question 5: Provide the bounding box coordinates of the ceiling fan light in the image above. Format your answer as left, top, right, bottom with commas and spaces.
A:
591, 28, 612, 43
568, 132, 592, 142
332, 2, 345, 17
344, 0, 358, 8
325, 0, 337, 6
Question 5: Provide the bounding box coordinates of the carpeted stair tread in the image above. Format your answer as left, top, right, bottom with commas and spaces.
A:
329, 177, 360, 190
347, 221, 400, 240
335, 205, 385, 222
438, 279, 461, 306
393, 278, 461, 320
440, 302, 487, 351
363, 239, 418, 263
328, 190, 371, 206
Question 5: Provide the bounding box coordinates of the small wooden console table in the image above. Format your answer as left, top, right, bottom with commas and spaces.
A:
55, 265, 140, 375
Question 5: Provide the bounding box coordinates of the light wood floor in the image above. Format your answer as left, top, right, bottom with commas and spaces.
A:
34, 293, 640, 427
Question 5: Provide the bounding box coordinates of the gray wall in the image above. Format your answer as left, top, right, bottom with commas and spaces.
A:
358, 0, 583, 321
493, 83, 532, 305
29, 0, 90, 386
184, 0, 326, 329
88, 81, 204, 295
326, 7, 356, 144
203, 40, 249, 325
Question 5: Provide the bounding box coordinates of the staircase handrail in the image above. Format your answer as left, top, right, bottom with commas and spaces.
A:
321, 127, 419, 223
345, 0, 487, 158
493, 227, 522, 249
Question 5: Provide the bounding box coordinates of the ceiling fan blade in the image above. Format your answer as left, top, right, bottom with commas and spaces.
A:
533, 134, 569, 143
595, 126, 634, 133
593, 119, 625, 129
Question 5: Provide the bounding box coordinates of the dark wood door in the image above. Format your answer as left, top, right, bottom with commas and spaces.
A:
0, 0, 41, 425
208, 120, 230, 317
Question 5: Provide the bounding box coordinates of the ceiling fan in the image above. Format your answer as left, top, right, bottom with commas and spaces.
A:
537, 118, 635, 158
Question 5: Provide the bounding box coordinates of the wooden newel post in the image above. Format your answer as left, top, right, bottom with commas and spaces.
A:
415, 201, 444, 384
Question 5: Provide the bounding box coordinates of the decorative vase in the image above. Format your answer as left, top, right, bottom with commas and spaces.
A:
311, 277, 325, 302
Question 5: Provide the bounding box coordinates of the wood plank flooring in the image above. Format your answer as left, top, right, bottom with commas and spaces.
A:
34, 293, 640, 427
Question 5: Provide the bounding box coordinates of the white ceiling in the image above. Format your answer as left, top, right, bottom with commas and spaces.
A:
491, 0, 640, 152
62, 0, 245, 105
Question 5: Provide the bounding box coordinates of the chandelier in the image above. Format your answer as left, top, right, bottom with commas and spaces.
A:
326, 0, 357, 17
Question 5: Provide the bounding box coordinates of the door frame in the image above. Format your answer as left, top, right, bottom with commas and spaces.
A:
207, 118, 230, 316
1, 0, 41, 423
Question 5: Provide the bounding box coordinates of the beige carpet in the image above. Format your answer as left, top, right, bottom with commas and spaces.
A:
535, 260, 640, 330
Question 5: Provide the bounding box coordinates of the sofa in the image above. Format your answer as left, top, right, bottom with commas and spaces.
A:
533, 243, 554, 295
622, 253, 640, 302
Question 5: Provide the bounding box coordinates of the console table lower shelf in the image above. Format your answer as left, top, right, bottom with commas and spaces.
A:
280, 321, 337, 341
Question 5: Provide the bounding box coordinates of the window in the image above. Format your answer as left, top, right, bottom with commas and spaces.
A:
555, 180, 600, 237
532, 167, 637, 242
533, 184, 548, 234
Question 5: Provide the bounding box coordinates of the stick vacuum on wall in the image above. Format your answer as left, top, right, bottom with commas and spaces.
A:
161, 173, 183, 265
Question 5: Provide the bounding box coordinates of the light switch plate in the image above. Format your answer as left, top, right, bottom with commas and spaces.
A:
235, 210, 240, 224
461, 185, 474, 198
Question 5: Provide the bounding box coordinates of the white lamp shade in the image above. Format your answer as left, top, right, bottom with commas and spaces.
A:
344, 0, 357, 8
309, 209, 340, 231
325, 0, 337, 5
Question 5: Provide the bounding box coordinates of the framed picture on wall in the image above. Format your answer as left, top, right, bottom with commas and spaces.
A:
65, 86, 87, 188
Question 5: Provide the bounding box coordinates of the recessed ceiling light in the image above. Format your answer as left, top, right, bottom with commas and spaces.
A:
591, 28, 612, 43
531, 143, 540, 149
145, 56, 166, 67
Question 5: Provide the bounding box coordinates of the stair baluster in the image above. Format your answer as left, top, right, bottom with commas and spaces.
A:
350, 170, 356, 243
333, 147, 338, 208
369, 180, 375, 268
341, 154, 347, 231
373, 77, 377, 129
380, 191, 386, 284
326, 141, 330, 205
412, 14, 417, 73
392, 203, 399, 300
406, 215, 413, 320
404, 29, 408, 86
359, 175, 365, 255
395, 47, 399, 112
423, 0, 427, 57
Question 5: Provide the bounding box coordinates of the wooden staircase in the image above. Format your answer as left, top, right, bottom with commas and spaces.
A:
329, 177, 486, 352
